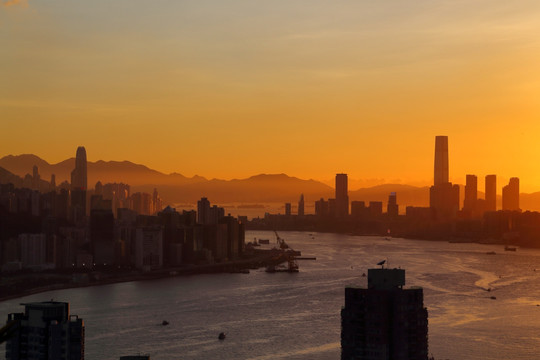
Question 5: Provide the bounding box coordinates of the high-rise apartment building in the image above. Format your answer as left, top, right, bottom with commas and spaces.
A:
335, 173, 349, 217
315, 198, 329, 217
341, 268, 428, 360
485, 175, 497, 212
502, 177, 520, 211
197, 197, 211, 224
5, 301, 84, 360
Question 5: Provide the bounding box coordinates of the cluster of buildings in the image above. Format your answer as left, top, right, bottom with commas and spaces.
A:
252, 135, 538, 246
0, 147, 245, 273
428, 135, 520, 220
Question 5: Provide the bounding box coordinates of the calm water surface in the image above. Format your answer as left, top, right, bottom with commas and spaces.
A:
2, 231, 540, 359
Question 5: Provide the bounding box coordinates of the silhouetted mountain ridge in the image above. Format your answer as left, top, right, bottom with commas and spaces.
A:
0, 154, 206, 187
2, 154, 540, 211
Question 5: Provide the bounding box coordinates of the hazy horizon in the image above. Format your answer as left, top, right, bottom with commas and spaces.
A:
3, 1, 540, 192
1, 151, 534, 195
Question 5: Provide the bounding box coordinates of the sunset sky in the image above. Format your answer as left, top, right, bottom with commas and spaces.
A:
2, 1, 540, 191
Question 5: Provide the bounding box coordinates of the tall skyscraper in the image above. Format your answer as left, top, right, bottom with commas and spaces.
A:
71, 146, 88, 221
433, 136, 449, 185
5, 301, 85, 360
298, 194, 305, 216
485, 174, 497, 212
502, 177, 520, 211
335, 173, 349, 217
31, 165, 40, 190
50, 174, 56, 191
429, 136, 459, 219
341, 267, 428, 360
463, 174, 478, 213
71, 146, 87, 191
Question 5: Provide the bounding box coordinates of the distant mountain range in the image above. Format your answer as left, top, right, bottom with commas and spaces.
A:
2, 153, 540, 211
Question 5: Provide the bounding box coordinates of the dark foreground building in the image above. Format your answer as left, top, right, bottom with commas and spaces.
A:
341, 267, 428, 360
5, 301, 84, 360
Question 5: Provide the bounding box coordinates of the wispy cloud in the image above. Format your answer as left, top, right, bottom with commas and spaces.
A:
2, 0, 28, 8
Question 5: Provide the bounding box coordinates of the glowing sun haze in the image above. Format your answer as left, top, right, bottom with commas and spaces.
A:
2, 1, 540, 191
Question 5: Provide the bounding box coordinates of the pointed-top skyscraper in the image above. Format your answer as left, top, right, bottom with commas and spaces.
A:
298, 194, 305, 216
71, 146, 87, 191
71, 146, 88, 221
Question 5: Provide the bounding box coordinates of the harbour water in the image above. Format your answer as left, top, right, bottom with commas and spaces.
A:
2, 231, 540, 359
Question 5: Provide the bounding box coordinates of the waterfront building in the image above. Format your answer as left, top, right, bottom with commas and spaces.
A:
328, 198, 337, 217
502, 177, 520, 211
285, 203, 291, 216
369, 201, 383, 217
341, 267, 428, 360
485, 174, 497, 212
5, 301, 84, 360
433, 136, 448, 185
335, 174, 349, 217
429, 136, 459, 219
315, 198, 329, 217
463, 174, 478, 215
90, 208, 115, 265
298, 194, 305, 216
19, 233, 48, 270
387, 192, 398, 218
351, 201, 366, 219
135, 226, 163, 270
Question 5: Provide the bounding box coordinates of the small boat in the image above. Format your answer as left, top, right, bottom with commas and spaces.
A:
218, 332, 226, 340
505, 246, 517, 251
258, 239, 270, 244
490, 296, 497, 300
162, 320, 169, 326
486, 251, 496, 255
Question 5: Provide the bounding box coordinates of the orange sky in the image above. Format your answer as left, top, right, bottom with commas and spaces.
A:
2, 1, 540, 191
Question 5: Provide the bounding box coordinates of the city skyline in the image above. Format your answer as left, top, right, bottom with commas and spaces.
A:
3, 1, 540, 190
0, 148, 535, 195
